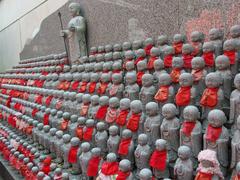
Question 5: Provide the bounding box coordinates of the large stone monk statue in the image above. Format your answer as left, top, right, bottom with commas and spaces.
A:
61, 2, 87, 64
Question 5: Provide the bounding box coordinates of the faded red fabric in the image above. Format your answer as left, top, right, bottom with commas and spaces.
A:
101, 161, 119, 175
60, 119, 69, 131
202, 52, 214, 67
191, 69, 203, 82
97, 82, 108, 95
149, 150, 167, 171
206, 125, 222, 142
55, 100, 63, 110
116, 170, 130, 180
118, 138, 132, 155
182, 54, 194, 69
182, 121, 196, 136
170, 68, 181, 83
175, 86, 191, 106
106, 108, 118, 123
195, 171, 213, 180
41, 156, 51, 175
68, 146, 79, 163
88, 82, 97, 94
126, 113, 141, 132
148, 56, 158, 70
71, 81, 80, 91
200, 88, 218, 108
79, 81, 88, 93
144, 44, 153, 56
95, 105, 108, 120
35, 95, 43, 104
45, 96, 53, 106
173, 42, 183, 54
109, 84, 120, 96
224, 50, 236, 64
154, 86, 169, 102
137, 71, 145, 85
80, 103, 89, 116
87, 156, 101, 176
164, 55, 173, 68
75, 126, 84, 140
43, 113, 50, 125
116, 110, 129, 126
83, 127, 94, 141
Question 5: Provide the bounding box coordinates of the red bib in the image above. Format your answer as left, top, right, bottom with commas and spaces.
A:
154, 86, 169, 102
118, 138, 132, 155
60, 119, 69, 131
87, 156, 101, 176
45, 96, 53, 106
164, 55, 173, 67
148, 56, 158, 70
101, 162, 119, 175
116, 170, 130, 180
79, 82, 88, 93
144, 44, 153, 56
137, 71, 145, 85
116, 110, 129, 126
43, 114, 50, 125
97, 82, 108, 95
75, 126, 84, 140
62, 81, 71, 90
206, 125, 222, 142
182, 54, 193, 69
126, 113, 141, 132
182, 121, 196, 137
88, 82, 97, 94
191, 42, 200, 56
149, 150, 167, 171
173, 42, 183, 54
35, 95, 43, 104
135, 57, 145, 65
106, 108, 118, 123
200, 88, 218, 108
195, 171, 213, 180
170, 68, 181, 83
191, 69, 203, 82
71, 81, 80, 91
83, 127, 94, 141
95, 105, 108, 120
224, 50, 236, 64
68, 146, 79, 163
175, 86, 191, 106
202, 52, 214, 67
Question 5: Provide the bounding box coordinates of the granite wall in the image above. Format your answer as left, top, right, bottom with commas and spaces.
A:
20, 0, 240, 59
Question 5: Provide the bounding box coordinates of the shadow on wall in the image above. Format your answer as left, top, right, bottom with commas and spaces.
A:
20, 0, 240, 60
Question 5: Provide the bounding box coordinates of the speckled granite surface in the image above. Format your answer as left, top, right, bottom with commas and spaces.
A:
20, 0, 240, 59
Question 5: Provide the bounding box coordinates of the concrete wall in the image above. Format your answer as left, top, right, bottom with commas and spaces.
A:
0, 0, 68, 72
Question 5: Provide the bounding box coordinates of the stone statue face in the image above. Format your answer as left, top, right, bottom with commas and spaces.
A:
146, 102, 158, 116
142, 74, 153, 87
209, 28, 220, 40
191, 57, 205, 69
126, 73, 136, 84
120, 98, 130, 110
201, 160, 214, 168
178, 146, 191, 160
234, 74, 240, 90
230, 25, 240, 38
150, 47, 160, 57
155, 139, 167, 151
223, 39, 235, 51
205, 73, 221, 88
159, 73, 171, 86
130, 100, 142, 114
119, 159, 131, 172
138, 134, 148, 146
157, 35, 168, 46
172, 57, 183, 68
164, 46, 174, 55
109, 126, 118, 136
179, 73, 193, 87
183, 106, 199, 122
173, 34, 184, 43
162, 104, 176, 119
154, 59, 164, 70
106, 153, 117, 162
112, 74, 122, 84
139, 168, 152, 180
136, 49, 146, 58
126, 61, 135, 71
109, 97, 119, 108
137, 61, 147, 71
215, 55, 230, 70
99, 96, 109, 106
191, 31, 202, 42
91, 95, 99, 105
81, 142, 90, 152
182, 44, 193, 54
208, 110, 226, 127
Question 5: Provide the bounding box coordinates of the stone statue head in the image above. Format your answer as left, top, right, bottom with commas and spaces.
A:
155, 139, 167, 151
230, 25, 240, 38
173, 34, 185, 43
208, 109, 226, 128
126, 61, 135, 71
132, 40, 143, 50
172, 57, 184, 69
91, 147, 101, 156
157, 35, 168, 46
179, 73, 193, 87
223, 39, 236, 51
136, 49, 146, 58
234, 73, 240, 90
142, 74, 154, 87
162, 103, 177, 119
158, 73, 171, 86
183, 105, 199, 122
81, 142, 91, 152
139, 168, 153, 180
205, 72, 221, 88
182, 43, 193, 54
109, 97, 120, 109
99, 96, 109, 106
126, 73, 137, 85
112, 73, 122, 85
122, 129, 132, 139
130, 100, 143, 114
154, 59, 164, 71
164, 45, 174, 55
119, 159, 131, 172
150, 47, 160, 57
146, 102, 158, 117
191, 57, 205, 69
191, 31, 204, 42
209, 28, 223, 41
178, 145, 191, 160
109, 125, 119, 136
138, 133, 148, 146
106, 153, 117, 162
137, 61, 147, 72
215, 55, 230, 70
96, 122, 106, 131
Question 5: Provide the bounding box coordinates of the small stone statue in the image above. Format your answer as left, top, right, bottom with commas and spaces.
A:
203, 109, 229, 175
202, 42, 215, 72
105, 97, 120, 126
153, 59, 167, 86
180, 105, 202, 168
53, 130, 64, 164
154, 73, 175, 111
230, 74, 240, 131
170, 57, 185, 92
60, 134, 71, 169
88, 95, 100, 119
174, 146, 193, 180
144, 38, 154, 56
215, 55, 232, 101
160, 103, 180, 164
149, 139, 169, 179
109, 73, 124, 99
139, 168, 153, 180
144, 102, 161, 147
95, 96, 109, 121
79, 142, 92, 178
79, 94, 91, 117
135, 49, 147, 65
190, 31, 204, 56
163, 46, 174, 70
134, 134, 152, 177
97, 73, 111, 96
83, 119, 96, 143
156, 35, 169, 55
148, 47, 160, 72
195, 149, 224, 180
173, 34, 185, 55
116, 98, 130, 132
118, 129, 135, 164
97, 153, 119, 180
87, 147, 102, 178
60, 2, 87, 63
175, 73, 196, 118
94, 122, 108, 157
124, 72, 140, 101
107, 125, 120, 155
75, 117, 86, 140
116, 159, 133, 180
209, 28, 223, 57
87, 73, 99, 94
136, 61, 148, 86
139, 74, 156, 108
182, 44, 194, 71
223, 39, 239, 76
200, 72, 224, 123
68, 137, 81, 175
